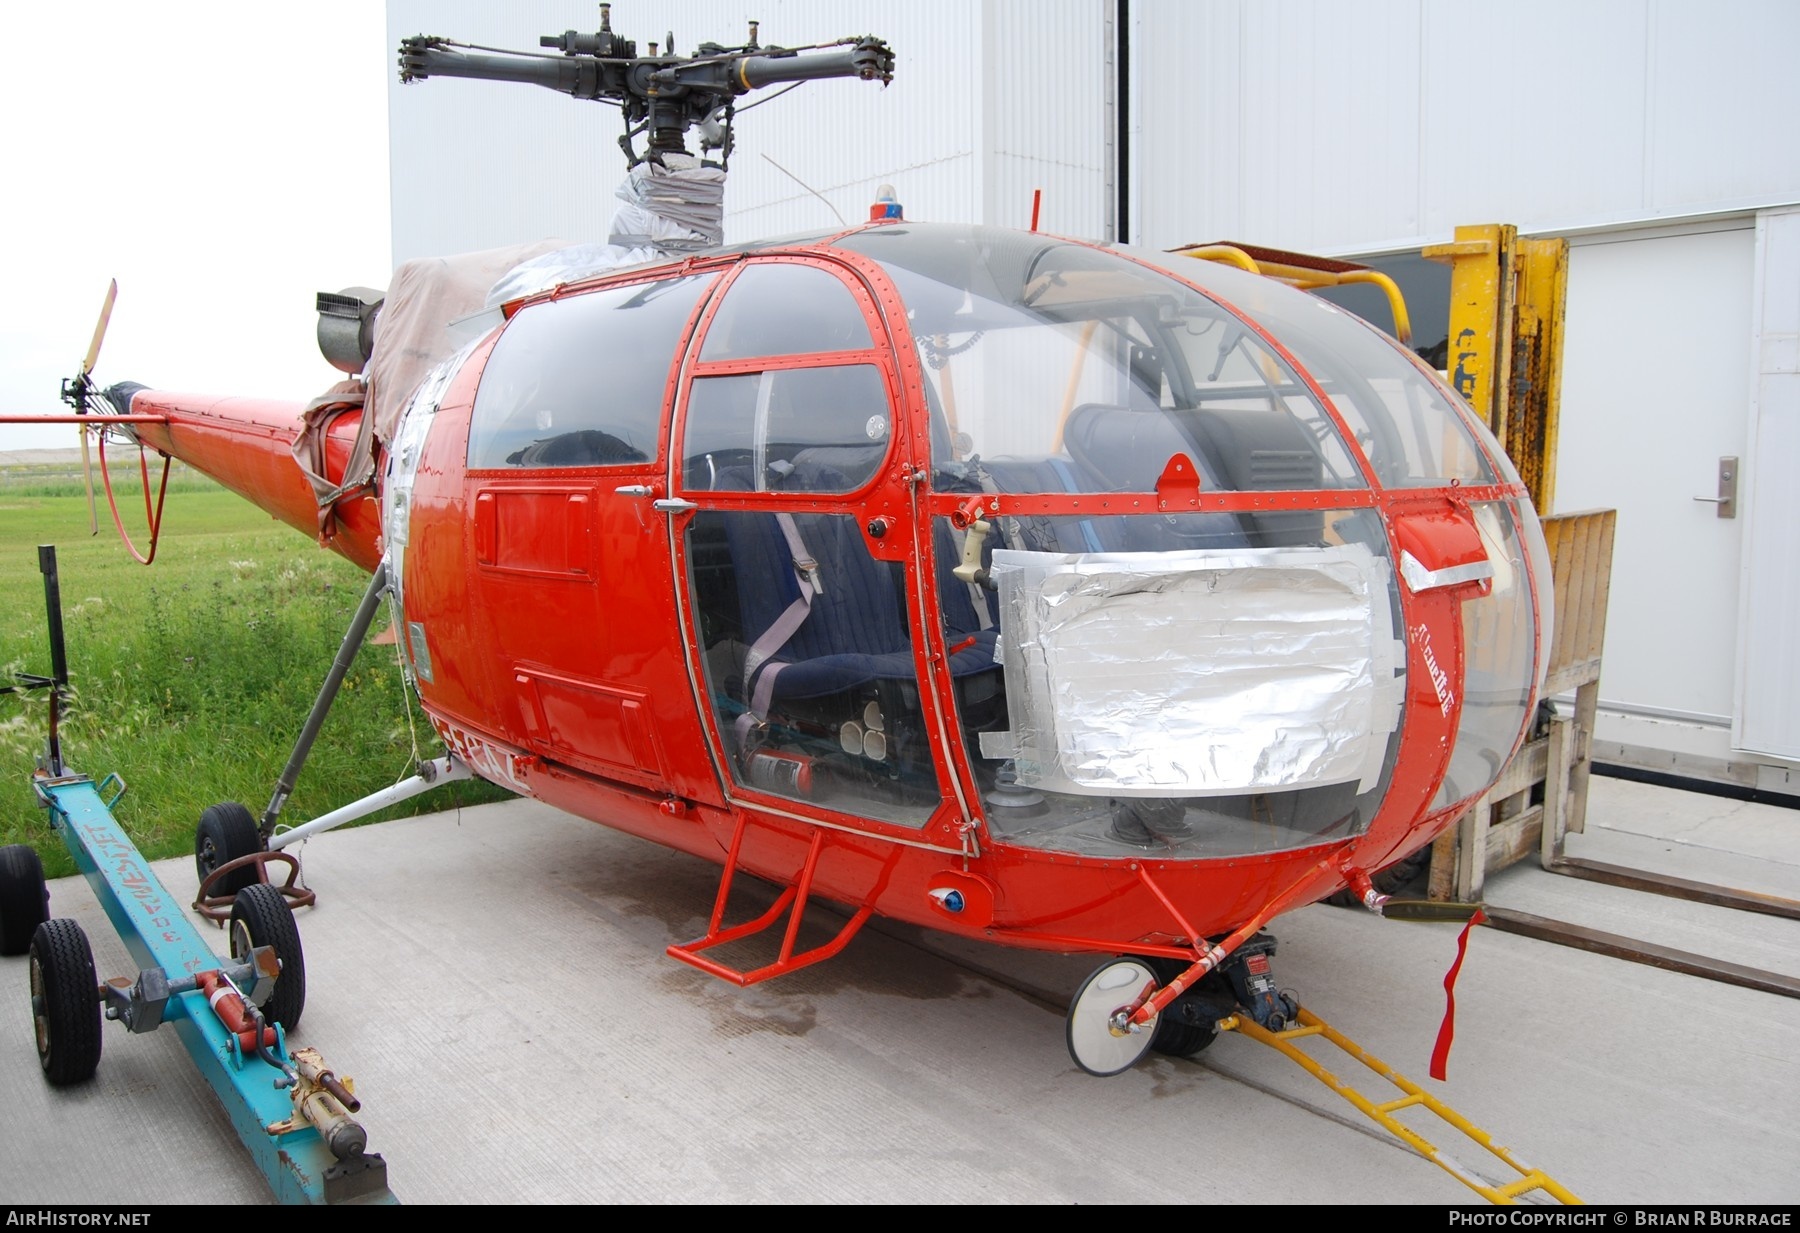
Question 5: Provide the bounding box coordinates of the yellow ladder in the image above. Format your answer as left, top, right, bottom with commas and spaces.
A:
1221, 1007, 1582, 1205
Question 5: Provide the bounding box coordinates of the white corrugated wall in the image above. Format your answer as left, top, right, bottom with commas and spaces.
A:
1129, 0, 1800, 253
1131, 0, 1425, 251
977, 1, 1111, 239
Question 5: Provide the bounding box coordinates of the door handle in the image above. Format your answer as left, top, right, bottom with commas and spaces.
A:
1691, 456, 1737, 519
613, 484, 655, 497
652, 497, 699, 514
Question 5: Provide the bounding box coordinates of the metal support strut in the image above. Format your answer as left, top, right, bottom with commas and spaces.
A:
259, 560, 389, 839
268, 755, 472, 850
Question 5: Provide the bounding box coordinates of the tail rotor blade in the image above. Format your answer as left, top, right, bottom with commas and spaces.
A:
75, 279, 117, 534
79, 425, 99, 535
81, 279, 118, 376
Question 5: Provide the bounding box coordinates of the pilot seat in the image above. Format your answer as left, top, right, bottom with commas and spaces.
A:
692, 450, 1000, 815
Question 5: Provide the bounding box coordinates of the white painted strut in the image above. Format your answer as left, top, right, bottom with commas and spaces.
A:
268, 755, 472, 849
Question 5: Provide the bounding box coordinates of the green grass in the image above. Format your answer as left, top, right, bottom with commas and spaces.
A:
2, 486, 509, 880
0, 459, 222, 498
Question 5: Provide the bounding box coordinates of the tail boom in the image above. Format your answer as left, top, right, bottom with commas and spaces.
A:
128, 390, 383, 572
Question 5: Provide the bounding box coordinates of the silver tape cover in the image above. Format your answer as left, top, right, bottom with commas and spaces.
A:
984, 544, 1402, 797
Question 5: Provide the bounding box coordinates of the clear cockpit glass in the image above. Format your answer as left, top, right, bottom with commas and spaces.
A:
833, 226, 1365, 503
935, 505, 1406, 857
1434, 499, 1544, 808
468, 273, 714, 468
684, 365, 892, 494
699, 263, 872, 360
684, 508, 941, 827
677, 257, 939, 828
1116, 247, 1499, 489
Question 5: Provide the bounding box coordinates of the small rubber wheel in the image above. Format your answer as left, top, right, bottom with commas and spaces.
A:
1150, 1016, 1218, 1059
1144, 958, 1220, 1059
229, 882, 305, 1032
30, 918, 101, 1086
1067, 957, 1160, 1077
0, 844, 51, 957
195, 802, 262, 897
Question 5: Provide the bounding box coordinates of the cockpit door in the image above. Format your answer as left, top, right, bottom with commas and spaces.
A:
462, 271, 725, 806
666, 257, 973, 841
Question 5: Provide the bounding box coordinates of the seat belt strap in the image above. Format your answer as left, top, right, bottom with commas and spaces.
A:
737, 512, 823, 736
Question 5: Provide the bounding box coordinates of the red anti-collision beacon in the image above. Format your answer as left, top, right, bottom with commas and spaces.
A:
868, 184, 903, 221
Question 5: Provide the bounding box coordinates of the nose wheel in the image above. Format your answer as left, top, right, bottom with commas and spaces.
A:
1066, 958, 1160, 1076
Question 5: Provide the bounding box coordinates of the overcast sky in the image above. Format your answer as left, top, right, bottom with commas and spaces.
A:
0, 4, 392, 452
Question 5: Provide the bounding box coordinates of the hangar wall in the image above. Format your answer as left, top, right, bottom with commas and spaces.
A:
1128, 0, 1800, 253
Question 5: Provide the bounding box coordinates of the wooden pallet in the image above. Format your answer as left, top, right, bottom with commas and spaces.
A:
1429, 509, 1616, 901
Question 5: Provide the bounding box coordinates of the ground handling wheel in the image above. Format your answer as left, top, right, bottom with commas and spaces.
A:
230, 882, 305, 1032
195, 802, 263, 899
29, 918, 101, 1086
1067, 957, 1161, 1076
0, 844, 51, 957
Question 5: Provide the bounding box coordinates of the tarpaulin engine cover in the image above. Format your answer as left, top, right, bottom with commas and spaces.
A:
362, 155, 727, 454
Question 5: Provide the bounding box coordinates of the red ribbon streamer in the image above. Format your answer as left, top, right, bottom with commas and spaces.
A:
1429, 907, 1488, 1081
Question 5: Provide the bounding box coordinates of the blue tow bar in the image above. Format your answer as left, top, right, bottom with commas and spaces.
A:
35, 774, 395, 1204
6, 546, 395, 1205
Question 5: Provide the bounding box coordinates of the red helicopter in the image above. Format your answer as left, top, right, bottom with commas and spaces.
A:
28, 13, 1550, 1078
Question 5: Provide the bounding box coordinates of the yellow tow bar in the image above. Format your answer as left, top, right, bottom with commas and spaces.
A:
1221, 1007, 1582, 1206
